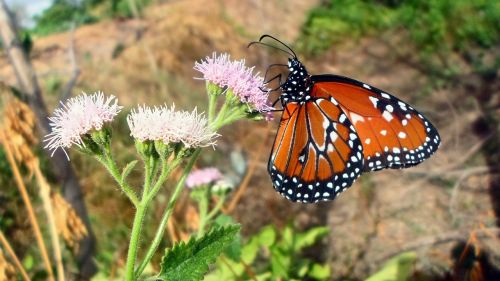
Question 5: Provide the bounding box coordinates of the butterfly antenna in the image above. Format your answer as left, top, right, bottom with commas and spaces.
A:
248, 41, 295, 58
259, 34, 297, 58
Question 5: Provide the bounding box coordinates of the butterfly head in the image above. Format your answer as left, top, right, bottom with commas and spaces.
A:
281, 58, 312, 103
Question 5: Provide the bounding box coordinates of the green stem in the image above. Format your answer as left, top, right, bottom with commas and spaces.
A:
143, 156, 157, 195
212, 99, 231, 130
145, 156, 183, 203
124, 150, 159, 280
208, 93, 217, 123
206, 194, 226, 222
124, 201, 148, 281
197, 188, 210, 238
135, 148, 202, 277
216, 107, 247, 129
97, 154, 139, 206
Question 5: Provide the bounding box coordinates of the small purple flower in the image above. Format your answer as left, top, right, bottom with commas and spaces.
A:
186, 167, 223, 189
194, 52, 274, 115
44, 91, 122, 159
127, 104, 218, 148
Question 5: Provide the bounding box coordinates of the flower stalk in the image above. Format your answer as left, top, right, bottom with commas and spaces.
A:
134, 148, 202, 277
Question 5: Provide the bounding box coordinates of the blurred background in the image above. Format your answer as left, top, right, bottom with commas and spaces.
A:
0, 0, 499, 280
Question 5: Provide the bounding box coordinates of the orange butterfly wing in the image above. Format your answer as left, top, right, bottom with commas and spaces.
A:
268, 98, 364, 203
311, 75, 440, 171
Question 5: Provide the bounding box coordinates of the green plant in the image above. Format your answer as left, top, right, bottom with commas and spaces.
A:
158, 225, 240, 281
365, 252, 417, 281
42, 53, 270, 280
205, 223, 331, 281
32, 0, 97, 36
31, 0, 153, 36
301, 0, 499, 55
299, 0, 500, 81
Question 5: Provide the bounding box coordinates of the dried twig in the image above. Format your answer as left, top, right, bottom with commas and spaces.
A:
449, 166, 491, 222
225, 124, 272, 213
377, 227, 500, 264
0, 230, 30, 281
33, 165, 65, 281
404, 134, 492, 177
60, 22, 80, 103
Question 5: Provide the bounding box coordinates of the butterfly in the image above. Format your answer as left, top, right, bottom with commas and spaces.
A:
250, 35, 441, 203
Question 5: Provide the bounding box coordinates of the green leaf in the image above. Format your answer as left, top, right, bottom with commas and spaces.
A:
241, 236, 260, 264
257, 225, 276, 248
308, 263, 331, 280
157, 224, 240, 281
282, 224, 294, 249
213, 214, 241, 261
270, 246, 290, 279
121, 160, 138, 181
365, 252, 417, 281
214, 214, 235, 226
203, 257, 245, 281
296, 259, 311, 278
294, 226, 329, 252
22, 254, 34, 270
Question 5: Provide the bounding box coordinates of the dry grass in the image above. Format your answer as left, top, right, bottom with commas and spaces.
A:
0, 248, 16, 281
51, 192, 88, 253
0, 232, 29, 281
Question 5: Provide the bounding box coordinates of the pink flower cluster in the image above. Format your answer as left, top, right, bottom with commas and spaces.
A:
185, 167, 223, 189
127, 105, 218, 148
194, 52, 273, 114
44, 92, 122, 158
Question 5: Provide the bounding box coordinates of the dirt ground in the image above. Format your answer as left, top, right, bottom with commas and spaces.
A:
1, 0, 499, 279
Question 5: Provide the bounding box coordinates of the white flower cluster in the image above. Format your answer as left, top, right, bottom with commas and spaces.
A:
44, 91, 122, 158
127, 104, 218, 148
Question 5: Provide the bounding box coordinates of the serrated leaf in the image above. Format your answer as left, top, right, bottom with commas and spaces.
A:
157, 224, 240, 281
213, 214, 241, 261
121, 160, 138, 181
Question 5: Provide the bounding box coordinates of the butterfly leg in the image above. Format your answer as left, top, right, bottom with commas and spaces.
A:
264, 73, 283, 86
264, 63, 287, 83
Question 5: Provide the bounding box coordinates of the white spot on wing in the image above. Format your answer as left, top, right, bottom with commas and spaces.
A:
382, 111, 393, 122
380, 130, 387, 136
327, 143, 335, 152
322, 118, 330, 129
329, 132, 338, 143
350, 112, 365, 125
